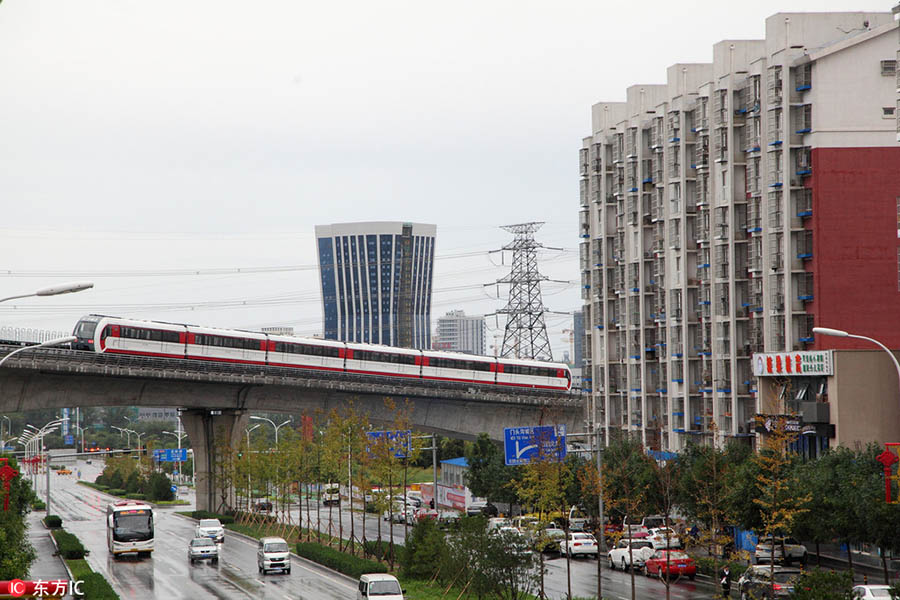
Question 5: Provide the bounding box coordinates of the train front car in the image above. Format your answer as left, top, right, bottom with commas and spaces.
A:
495, 357, 572, 391
72, 314, 105, 351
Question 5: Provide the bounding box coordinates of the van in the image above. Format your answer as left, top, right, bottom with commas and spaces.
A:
322, 483, 341, 506
257, 536, 291, 575
357, 573, 405, 600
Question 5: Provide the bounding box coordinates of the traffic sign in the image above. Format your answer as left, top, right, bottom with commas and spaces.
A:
170, 485, 177, 494
64, 435, 74, 446
503, 425, 567, 466
366, 430, 411, 459
153, 448, 187, 462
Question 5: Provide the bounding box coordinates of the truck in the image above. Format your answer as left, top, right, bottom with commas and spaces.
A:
322, 483, 341, 506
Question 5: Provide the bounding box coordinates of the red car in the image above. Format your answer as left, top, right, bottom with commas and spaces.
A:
643, 550, 697, 580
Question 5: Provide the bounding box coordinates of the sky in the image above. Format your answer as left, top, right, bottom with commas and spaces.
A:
0, 0, 891, 360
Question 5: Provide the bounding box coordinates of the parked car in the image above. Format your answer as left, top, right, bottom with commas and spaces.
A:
383, 499, 411, 523
607, 539, 654, 571
187, 537, 219, 564
534, 527, 567, 553
487, 517, 511, 531
466, 501, 499, 517
257, 536, 291, 575
852, 585, 895, 598
495, 526, 531, 557
643, 550, 696, 580
195, 518, 225, 544
754, 536, 808, 565
56, 468, 72, 475
738, 565, 802, 599
255, 500, 273, 512
437, 511, 460, 529
647, 527, 682, 549
357, 573, 405, 600
411, 508, 438, 525
559, 532, 598, 558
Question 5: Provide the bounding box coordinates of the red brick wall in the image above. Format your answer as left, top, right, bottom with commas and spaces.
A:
808, 147, 900, 350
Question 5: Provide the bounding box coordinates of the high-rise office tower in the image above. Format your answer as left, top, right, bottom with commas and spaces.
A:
579, 12, 900, 452
315, 222, 436, 349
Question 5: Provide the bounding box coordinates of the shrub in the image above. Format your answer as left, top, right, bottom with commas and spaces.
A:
400, 519, 446, 579
79, 572, 120, 599
788, 569, 853, 600
188, 511, 234, 524
124, 471, 143, 494
147, 473, 174, 502
32, 499, 46, 511
693, 556, 748, 580
124, 493, 147, 500
295, 542, 387, 579
363, 539, 404, 562
108, 489, 127, 497
52, 530, 86, 560
43, 515, 62, 528
106, 470, 123, 489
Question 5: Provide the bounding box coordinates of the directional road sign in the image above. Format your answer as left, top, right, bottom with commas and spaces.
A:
503, 425, 567, 466
64, 435, 74, 446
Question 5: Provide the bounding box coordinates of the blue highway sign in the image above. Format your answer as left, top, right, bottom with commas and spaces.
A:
503, 425, 567, 466
366, 430, 411, 459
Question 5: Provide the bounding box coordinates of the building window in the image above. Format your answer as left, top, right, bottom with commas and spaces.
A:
881, 60, 897, 76
883, 106, 896, 119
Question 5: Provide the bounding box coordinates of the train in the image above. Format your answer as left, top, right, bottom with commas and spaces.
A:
72, 315, 572, 391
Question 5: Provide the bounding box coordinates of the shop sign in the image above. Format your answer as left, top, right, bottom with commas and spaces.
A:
752, 351, 833, 377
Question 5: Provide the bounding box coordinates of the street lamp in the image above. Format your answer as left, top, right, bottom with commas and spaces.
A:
0, 415, 11, 453
0, 336, 78, 369
250, 415, 293, 446
0, 281, 93, 304
813, 326, 900, 401
130, 430, 145, 456
111, 425, 132, 448
245, 423, 261, 448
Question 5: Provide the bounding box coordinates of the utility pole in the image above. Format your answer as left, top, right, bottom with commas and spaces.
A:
495, 222, 555, 361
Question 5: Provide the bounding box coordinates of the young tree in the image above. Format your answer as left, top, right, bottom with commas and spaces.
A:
752, 415, 809, 596
465, 433, 518, 513
602, 436, 657, 600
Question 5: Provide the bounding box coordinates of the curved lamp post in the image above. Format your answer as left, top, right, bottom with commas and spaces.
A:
0, 281, 93, 304
0, 336, 78, 369
812, 327, 900, 395
250, 415, 293, 446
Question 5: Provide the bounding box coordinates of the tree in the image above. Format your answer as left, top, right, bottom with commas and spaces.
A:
752, 416, 809, 596
465, 433, 518, 512
602, 436, 657, 600
788, 569, 853, 600
0, 457, 36, 579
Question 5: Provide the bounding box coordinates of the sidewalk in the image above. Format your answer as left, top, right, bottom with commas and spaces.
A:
26, 511, 70, 582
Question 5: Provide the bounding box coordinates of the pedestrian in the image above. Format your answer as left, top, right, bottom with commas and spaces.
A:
720, 565, 732, 598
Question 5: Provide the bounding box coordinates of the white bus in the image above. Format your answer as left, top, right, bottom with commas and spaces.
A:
107, 500, 155, 558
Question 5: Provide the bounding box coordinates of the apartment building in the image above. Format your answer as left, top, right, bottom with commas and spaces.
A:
434, 310, 486, 355
580, 11, 900, 452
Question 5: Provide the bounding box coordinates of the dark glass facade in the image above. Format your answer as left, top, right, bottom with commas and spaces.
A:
316, 223, 435, 349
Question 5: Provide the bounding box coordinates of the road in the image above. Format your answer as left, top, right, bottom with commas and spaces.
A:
36, 459, 358, 600
40, 462, 719, 599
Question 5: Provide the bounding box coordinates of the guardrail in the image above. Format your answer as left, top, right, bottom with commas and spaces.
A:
0, 345, 583, 408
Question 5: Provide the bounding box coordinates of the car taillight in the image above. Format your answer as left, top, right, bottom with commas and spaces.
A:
574, 542, 582, 546
772, 584, 782, 591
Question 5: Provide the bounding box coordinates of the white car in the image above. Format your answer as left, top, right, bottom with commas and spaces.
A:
853, 585, 894, 599
607, 539, 654, 571
647, 527, 681, 549
559, 532, 598, 558
754, 536, 807, 565
495, 527, 531, 557
195, 518, 224, 544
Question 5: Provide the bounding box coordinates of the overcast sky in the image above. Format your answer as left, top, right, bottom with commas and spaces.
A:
0, 0, 890, 359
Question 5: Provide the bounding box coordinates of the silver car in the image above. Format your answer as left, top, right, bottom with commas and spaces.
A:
188, 537, 219, 564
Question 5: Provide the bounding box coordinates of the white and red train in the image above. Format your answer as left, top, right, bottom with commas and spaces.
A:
72, 315, 572, 391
